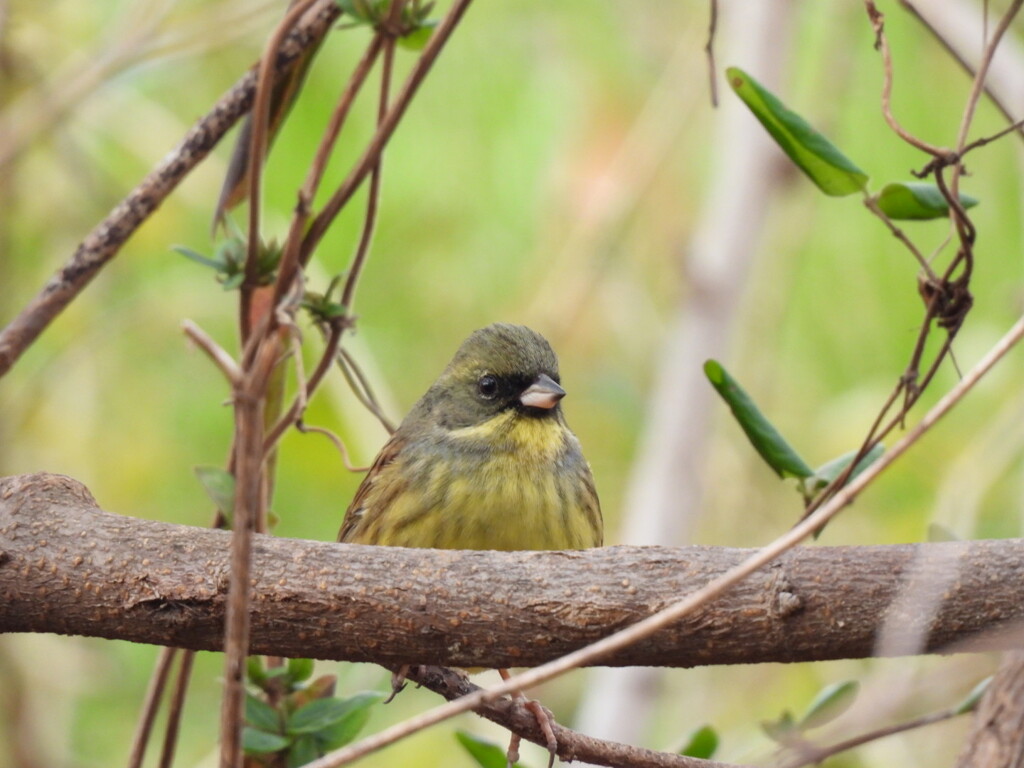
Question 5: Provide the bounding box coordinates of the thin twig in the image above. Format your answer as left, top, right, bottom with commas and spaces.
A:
295, 422, 369, 472
776, 707, 960, 768
306, 315, 1024, 765
960, 116, 1024, 156
306, 37, 386, 203
899, 0, 1024, 145
220, 340, 277, 768
949, 0, 1024, 198
182, 319, 241, 386
340, 36, 395, 312
300, 0, 477, 262
125, 647, 177, 768
273, 35, 385, 313
934, 167, 975, 266
337, 346, 396, 435
862, 195, 939, 281
841, 0, 1021, 530
0, 0, 341, 380
704, 0, 719, 107
865, 1, 947, 158
241, 0, 319, 343
263, 319, 345, 454
158, 650, 196, 768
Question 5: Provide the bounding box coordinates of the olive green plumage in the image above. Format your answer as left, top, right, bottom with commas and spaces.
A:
339, 324, 602, 551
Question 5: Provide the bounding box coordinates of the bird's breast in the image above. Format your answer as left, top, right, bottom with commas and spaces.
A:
389, 412, 598, 550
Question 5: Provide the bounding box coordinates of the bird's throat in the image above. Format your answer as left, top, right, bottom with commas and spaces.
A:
446, 409, 568, 463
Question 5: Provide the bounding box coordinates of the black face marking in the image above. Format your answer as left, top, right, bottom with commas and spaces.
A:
472, 372, 557, 418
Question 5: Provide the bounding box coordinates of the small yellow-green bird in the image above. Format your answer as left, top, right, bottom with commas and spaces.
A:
339, 323, 602, 551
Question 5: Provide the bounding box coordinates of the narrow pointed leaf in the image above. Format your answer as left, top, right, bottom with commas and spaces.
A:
242, 727, 291, 754
301, 692, 384, 748
263, 666, 293, 680
287, 699, 352, 735
704, 360, 814, 479
727, 67, 868, 196
455, 731, 523, 768
246, 693, 283, 734
679, 725, 719, 759
875, 181, 979, 220
194, 466, 235, 522
799, 681, 859, 730
954, 676, 992, 715
808, 443, 885, 492
213, 35, 325, 229
398, 23, 435, 51
247, 656, 267, 686
761, 711, 797, 743
172, 245, 223, 270
287, 657, 315, 684
287, 735, 320, 767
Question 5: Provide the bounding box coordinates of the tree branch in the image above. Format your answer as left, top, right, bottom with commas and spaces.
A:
2, 473, 1023, 669
401, 665, 743, 768
0, 0, 342, 379
955, 651, 1024, 767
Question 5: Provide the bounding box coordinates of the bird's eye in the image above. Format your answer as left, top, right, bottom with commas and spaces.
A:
477, 374, 498, 399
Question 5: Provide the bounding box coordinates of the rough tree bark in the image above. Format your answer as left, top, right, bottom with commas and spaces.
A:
955, 651, 1024, 768
1, 473, 1023, 669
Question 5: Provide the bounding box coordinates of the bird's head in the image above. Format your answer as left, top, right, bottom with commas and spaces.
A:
418, 323, 566, 430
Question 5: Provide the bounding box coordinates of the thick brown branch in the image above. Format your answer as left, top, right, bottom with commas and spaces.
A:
1, 473, 1023, 668
955, 651, 1024, 768
0, 0, 341, 379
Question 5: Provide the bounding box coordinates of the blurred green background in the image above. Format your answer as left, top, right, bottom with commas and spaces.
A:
1, 0, 1023, 766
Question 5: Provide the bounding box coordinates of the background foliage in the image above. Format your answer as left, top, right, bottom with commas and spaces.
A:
1, 0, 1022, 766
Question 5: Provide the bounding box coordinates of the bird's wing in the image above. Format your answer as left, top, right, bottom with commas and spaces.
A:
337, 432, 408, 543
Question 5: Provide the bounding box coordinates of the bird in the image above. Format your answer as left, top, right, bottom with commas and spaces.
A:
338, 323, 602, 765
338, 322, 602, 552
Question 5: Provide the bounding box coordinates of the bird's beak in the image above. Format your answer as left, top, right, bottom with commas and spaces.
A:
520, 373, 565, 410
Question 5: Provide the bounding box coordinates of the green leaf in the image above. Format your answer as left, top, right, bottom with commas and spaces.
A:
287, 699, 354, 735
679, 725, 719, 759
214, 237, 247, 270
194, 466, 235, 522
727, 67, 868, 196
807, 444, 885, 493
287, 657, 315, 684
287, 734, 321, 768
288, 692, 384, 739
875, 181, 979, 221
264, 666, 292, 680
398, 22, 435, 51
761, 711, 797, 743
455, 731, 523, 768
172, 244, 223, 270
313, 692, 385, 750
301, 290, 347, 323
799, 681, 859, 730
335, 0, 379, 23
247, 656, 267, 686
954, 676, 992, 715
928, 522, 959, 542
704, 360, 814, 479
242, 727, 291, 754
246, 693, 283, 733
